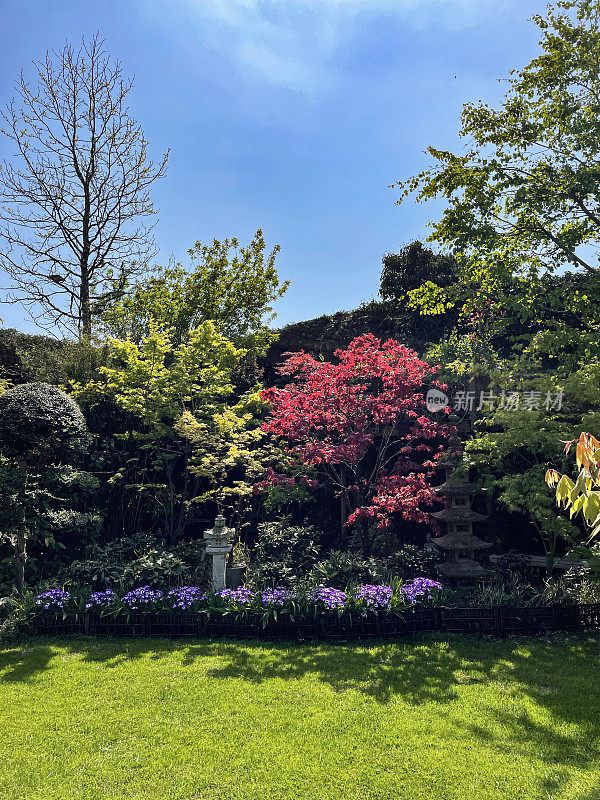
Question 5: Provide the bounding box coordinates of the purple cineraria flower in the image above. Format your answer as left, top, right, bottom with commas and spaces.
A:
168, 586, 206, 610
311, 587, 348, 610
354, 584, 392, 609
217, 587, 254, 604
399, 577, 443, 605
85, 589, 116, 609
122, 586, 163, 609
260, 588, 292, 607
35, 589, 70, 610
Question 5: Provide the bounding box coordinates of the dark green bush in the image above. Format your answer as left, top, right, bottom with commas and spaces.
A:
0, 382, 92, 594
122, 549, 186, 588
64, 534, 210, 591
491, 552, 531, 580
248, 519, 321, 588
0, 596, 16, 622
379, 241, 457, 301
311, 551, 386, 588
0, 382, 88, 462
386, 544, 440, 580
0, 328, 105, 386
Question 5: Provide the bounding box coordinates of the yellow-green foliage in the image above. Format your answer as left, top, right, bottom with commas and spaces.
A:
547, 432, 600, 541
406, 281, 454, 316
175, 389, 295, 522
102, 229, 288, 354
72, 321, 243, 432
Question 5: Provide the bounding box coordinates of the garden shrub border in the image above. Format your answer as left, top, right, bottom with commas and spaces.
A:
28, 602, 600, 641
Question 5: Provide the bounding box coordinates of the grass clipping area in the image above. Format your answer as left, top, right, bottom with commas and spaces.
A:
1, 635, 600, 800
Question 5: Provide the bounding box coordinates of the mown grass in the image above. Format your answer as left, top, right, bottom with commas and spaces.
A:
1, 634, 600, 799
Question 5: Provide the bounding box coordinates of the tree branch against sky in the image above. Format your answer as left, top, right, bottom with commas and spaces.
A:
394, 0, 600, 294
0, 34, 169, 340
102, 229, 288, 352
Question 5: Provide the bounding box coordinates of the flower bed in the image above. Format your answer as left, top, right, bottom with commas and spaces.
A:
27, 579, 439, 638
25, 579, 600, 640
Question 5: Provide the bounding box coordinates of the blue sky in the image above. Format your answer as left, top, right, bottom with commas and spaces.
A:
0, 0, 546, 333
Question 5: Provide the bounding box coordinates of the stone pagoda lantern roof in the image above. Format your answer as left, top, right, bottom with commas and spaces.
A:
434, 479, 486, 497
429, 415, 492, 582
433, 531, 493, 550
431, 507, 489, 523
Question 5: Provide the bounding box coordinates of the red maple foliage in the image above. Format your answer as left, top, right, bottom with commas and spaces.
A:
258, 334, 451, 555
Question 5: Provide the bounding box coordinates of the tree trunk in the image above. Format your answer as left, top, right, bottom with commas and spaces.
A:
78, 166, 93, 342
358, 518, 371, 558
14, 457, 28, 595
13, 527, 26, 595
340, 491, 347, 540
543, 535, 556, 580
80, 261, 92, 342
540, 527, 556, 580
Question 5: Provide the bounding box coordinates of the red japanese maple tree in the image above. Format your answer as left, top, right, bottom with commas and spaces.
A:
259, 334, 450, 555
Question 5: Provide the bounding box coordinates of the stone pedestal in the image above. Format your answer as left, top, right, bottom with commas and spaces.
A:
204, 515, 234, 593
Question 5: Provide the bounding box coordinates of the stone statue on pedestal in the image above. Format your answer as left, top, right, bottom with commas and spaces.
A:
203, 515, 234, 592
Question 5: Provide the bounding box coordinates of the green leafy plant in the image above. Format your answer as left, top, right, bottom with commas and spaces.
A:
102, 229, 288, 354
310, 551, 385, 590
385, 545, 440, 581
72, 321, 243, 543
471, 573, 536, 608
0, 383, 92, 594
248, 519, 321, 589
395, 0, 600, 314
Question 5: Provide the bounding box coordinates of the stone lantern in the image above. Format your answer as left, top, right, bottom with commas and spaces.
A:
431, 424, 491, 582
204, 515, 233, 592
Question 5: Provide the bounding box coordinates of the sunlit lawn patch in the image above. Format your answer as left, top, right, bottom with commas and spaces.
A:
1, 635, 599, 799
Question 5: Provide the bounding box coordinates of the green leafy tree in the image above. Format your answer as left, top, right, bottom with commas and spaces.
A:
380, 240, 457, 304
395, 1, 600, 306
175, 390, 303, 536
72, 322, 244, 543
394, 0, 600, 572
0, 383, 93, 593
426, 332, 508, 382
464, 375, 597, 575
499, 466, 578, 577
175, 398, 265, 530
102, 229, 288, 354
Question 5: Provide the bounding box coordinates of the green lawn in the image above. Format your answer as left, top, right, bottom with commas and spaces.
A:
1, 636, 600, 800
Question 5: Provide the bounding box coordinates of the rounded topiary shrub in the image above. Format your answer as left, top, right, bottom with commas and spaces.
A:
0, 382, 88, 463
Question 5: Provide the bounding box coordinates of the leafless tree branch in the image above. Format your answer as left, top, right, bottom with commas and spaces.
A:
0, 33, 169, 339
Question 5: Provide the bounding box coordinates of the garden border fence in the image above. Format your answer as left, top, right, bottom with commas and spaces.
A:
28, 602, 600, 641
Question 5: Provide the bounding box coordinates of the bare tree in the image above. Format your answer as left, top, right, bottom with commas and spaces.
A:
0, 34, 169, 340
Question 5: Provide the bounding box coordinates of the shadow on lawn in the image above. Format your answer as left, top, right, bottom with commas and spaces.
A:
182, 638, 472, 704
0, 642, 56, 682
0, 636, 471, 702
2, 632, 600, 795
2, 632, 600, 709
442, 636, 600, 799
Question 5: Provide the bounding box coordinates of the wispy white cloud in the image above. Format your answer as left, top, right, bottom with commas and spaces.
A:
148, 0, 525, 94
